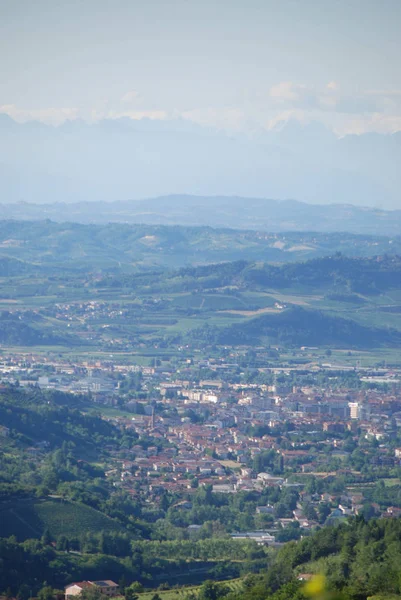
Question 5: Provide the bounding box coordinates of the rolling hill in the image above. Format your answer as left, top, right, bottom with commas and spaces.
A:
199, 306, 401, 348
0, 219, 400, 270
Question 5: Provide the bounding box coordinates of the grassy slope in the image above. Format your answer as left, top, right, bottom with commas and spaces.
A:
0, 498, 123, 540
136, 579, 244, 600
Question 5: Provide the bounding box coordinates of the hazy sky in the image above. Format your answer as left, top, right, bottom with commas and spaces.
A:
1, 0, 401, 134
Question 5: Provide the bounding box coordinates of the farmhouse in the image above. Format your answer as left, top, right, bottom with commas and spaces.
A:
65, 581, 119, 599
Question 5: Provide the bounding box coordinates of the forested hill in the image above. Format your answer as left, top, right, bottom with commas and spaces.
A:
0, 256, 41, 277
188, 307, 401, 348
233, 516, 401, 600
239, 255, 401, 294
104, 255, 401, 296
99, 255, 401, 349
0, 311, 81, 346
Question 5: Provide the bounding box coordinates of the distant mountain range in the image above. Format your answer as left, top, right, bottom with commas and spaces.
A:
2, 195, 401, 235
0, 113, 400, 210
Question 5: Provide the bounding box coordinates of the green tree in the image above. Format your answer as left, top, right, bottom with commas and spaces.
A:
318, 503, 331, 524
126, 583, 143, 594
37, 586, 55, 600
124, 584, 141, 600
41, 528, 51, 545
16, 585, 30, 600
81, 588, 109, 600
198, 581, 228, 600
56, 535, 70, 552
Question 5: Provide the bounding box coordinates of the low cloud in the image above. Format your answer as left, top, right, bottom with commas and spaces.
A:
265, 109, 309, 130
181, 107, 246, 131
120, 90, 141, 104
268, 81, 401, 115
2, 91, 401, 137
269, 81, 307, 102
338, 113, 401, 136
326, 81, 339, 91
107, 109, 168, 120
0, 103, 168, 125
0, 104, 79, 125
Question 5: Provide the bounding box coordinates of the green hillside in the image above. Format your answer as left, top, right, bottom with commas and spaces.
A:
0, 311, 78, 346
1, 219, 401, 269
0, 256, 40, 276
2, 254, 401, 350
205, 306, 401, 348
0, 497, 124, 541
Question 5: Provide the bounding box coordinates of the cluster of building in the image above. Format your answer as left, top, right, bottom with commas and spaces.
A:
3, 351, 401, 533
